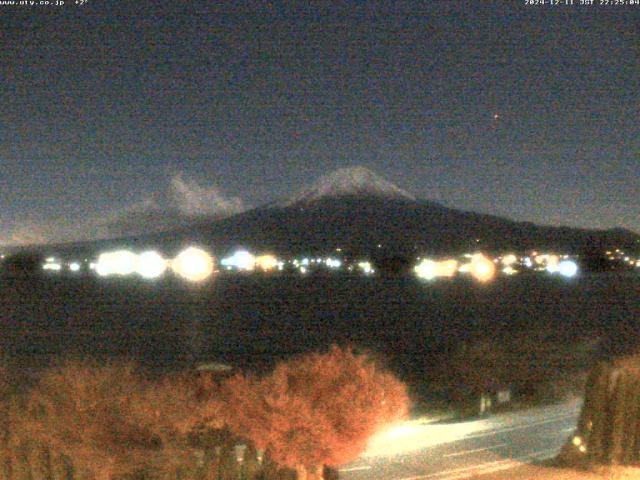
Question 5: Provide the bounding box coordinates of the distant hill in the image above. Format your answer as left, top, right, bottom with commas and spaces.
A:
16, 166, 640, 259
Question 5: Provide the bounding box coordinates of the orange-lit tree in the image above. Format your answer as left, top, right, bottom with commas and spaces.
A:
23, 361, 224, 480
23, 361, 153, 480
223, 346, 410, 480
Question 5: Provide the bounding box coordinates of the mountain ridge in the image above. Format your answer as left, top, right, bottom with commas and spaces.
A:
6, 167, 639, 257
285, 166, 416, 205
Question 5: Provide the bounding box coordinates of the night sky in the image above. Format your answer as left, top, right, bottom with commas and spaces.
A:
1, 1, 639, 246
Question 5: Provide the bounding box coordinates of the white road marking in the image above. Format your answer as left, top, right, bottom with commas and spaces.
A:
443, 443, 507, 458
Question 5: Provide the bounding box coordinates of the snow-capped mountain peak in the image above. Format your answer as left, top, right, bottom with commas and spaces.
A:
287, 166, 416, 205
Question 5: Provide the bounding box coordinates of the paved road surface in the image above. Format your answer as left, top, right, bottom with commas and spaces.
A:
340, 400, 582, 480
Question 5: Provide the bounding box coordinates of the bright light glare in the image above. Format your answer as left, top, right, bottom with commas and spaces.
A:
545, 254, 560, 274
469, 253, 496, 282
502, 266, 518, 275
172, 247, 214, 282
136, 251, 167, 279
43, 263, 61, 271
414, 259, 458, 281
558, 260, 578, 278
502, 254, 517, 266
95, 250, 138, 277
415, 259, 437, 280
69, 262, 81, 272
221, 250, 255, 271
325, 258, 342, 269
358, 261, 373, 275
363, 418, 493, 458
458, 262, 471, 273
255, 254, 278, 272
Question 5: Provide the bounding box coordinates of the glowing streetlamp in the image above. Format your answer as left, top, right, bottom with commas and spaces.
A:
255, 254, 278, 272
414, 259, 458, 281
136, 250, 167, 279
221, 250, 255, 271
469, 253, 496, 283
558, 260, 578, 278
172, 247, 214, 282
95, 249, 138, 276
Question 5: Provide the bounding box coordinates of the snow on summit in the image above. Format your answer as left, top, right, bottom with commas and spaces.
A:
287, 166, 416, 205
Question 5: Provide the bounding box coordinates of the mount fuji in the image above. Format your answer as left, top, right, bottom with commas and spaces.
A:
285, 166, 416, 205
36, 166, 640, 259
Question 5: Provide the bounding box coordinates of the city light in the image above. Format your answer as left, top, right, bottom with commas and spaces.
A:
43, 262, 61, 271
558, 260, 578, 278
415, 259, 437, 280
501, 254, 518, 266
95, 250, 138, 277
469, 253, 496, 282
545, 255, 560, 274
358, 261, 374, 275
221, 250, 256, 271
414, 259, 458, 281
502, 266, 518, 275
172, 247, 215, 282
325, 258, 342, 269
136, 250, 167, 279
68, 262, 81, 272
255, 254, 279, 272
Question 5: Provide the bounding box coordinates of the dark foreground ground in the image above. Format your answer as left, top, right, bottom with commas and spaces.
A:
1, 271, 638, 403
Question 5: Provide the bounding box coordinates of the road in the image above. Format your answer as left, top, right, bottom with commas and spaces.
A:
340, 399, 582, 480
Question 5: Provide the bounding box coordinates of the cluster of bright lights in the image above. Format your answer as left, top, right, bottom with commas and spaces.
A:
255, 254, 279, 272
221, 250, 255, 271
95, 250, 138, 277
91, 247, 214, 282
358, 261, 374, 275
502, 265, 518, 275
291, 256, 344, 272
529, 253, 560, 273
43, 261, 61, 271
522, 252, 579, 278
42, 258, 85, 274
417, 253, 496, 283
501, 254, 518, 266
414, 259, 458, 281
325, 258, 342, 269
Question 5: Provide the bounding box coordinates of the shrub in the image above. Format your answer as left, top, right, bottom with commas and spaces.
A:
23, 361, 155, 480
223, 345, 410, 480
22, 361, 227, 480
